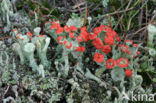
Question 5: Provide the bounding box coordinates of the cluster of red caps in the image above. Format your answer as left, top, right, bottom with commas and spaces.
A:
13, 29, 45, 47
46, 21, 141, 77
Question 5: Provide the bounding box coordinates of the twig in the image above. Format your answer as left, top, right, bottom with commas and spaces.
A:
0, 36, 11, 40
90, 7, 134, 31
126, 26, 147, 40
132, 26, 147, 35
114, 0, 134, 30
106, 14, 112, 28
30, 0, 50, 12
3, 85, 10, 98
149, 11, 156, 23
85, 3, 88, 23
132, 0, 149, 19
70, 86, 74, 103
71, 0, 83, 15
146, 72, 153, 81
88, 0, 103, 14
112, 7, 124, 31
138, 0, 144, 28
95, 7, 134, 20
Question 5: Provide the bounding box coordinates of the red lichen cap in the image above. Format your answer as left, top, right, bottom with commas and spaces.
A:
117, 58, 129, 68
92, 38, 104, 49
27, 32, 33, 37
106, 59, 116, 69
125, 69, 133, 77
104, 36, 114, 45
102, 45, 111, 54
93, 53, 104, 63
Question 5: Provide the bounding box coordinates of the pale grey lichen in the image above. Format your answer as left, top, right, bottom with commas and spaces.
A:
24, 43, 38, 71
12, 43, 24, 64
34, 27, 41, 36
149, 48, 156, 57
147, 24, 156, 48
66, 17, 84, 28
32, 35, 51, 67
